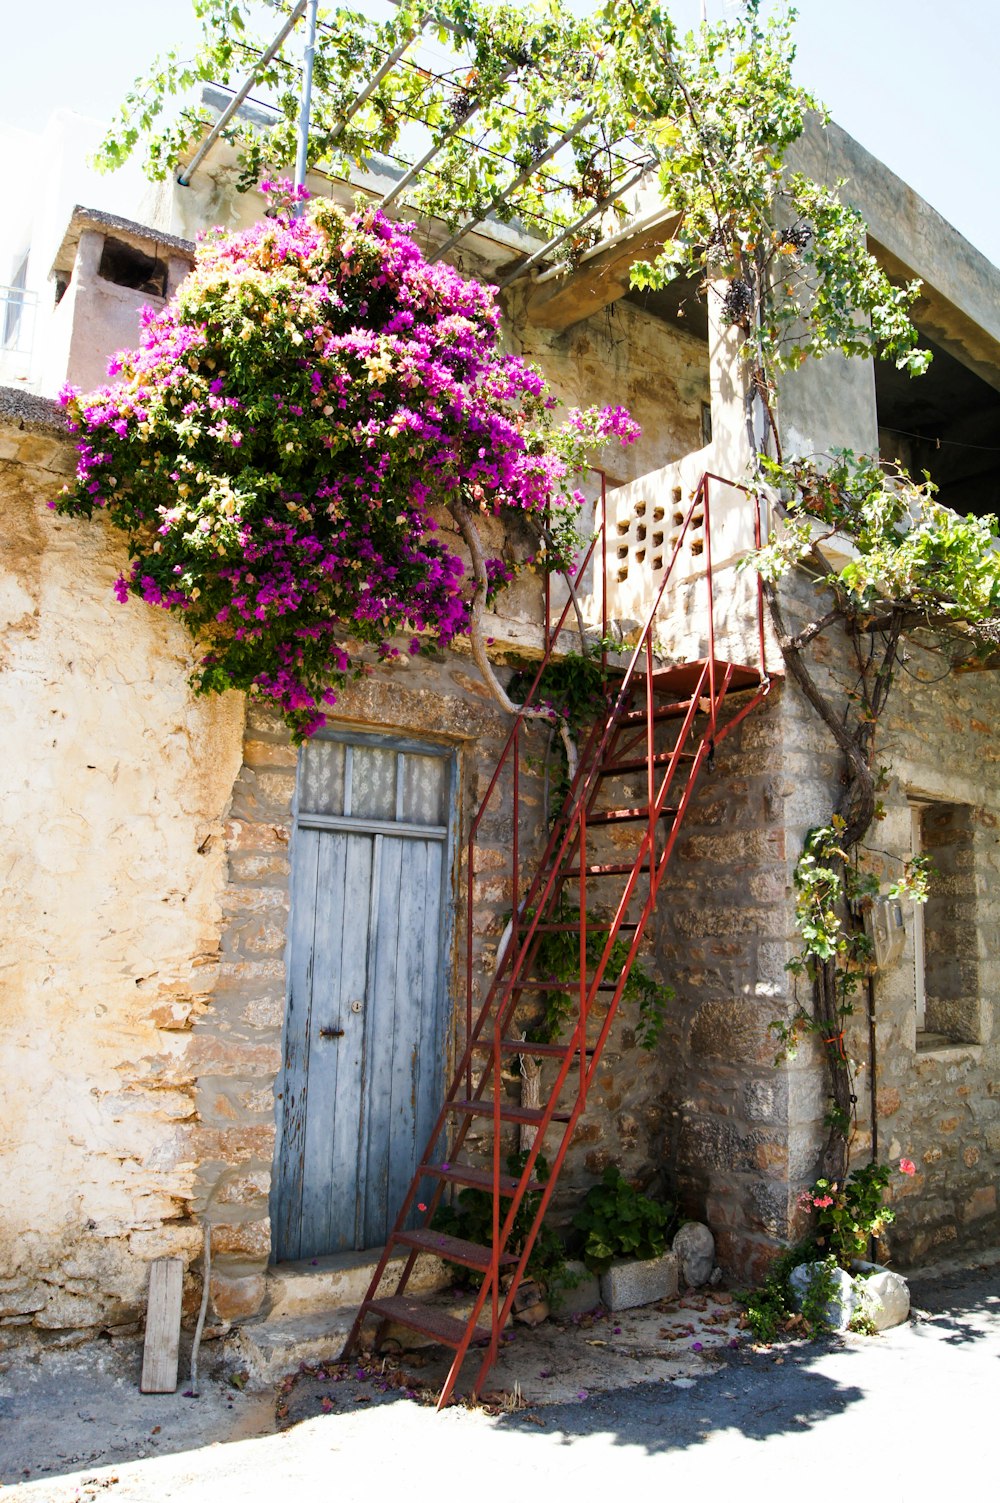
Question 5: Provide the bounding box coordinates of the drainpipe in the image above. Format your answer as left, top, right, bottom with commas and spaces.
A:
866, 972, 879, 1164
866, 971, 880, 1263
293, 0, 320, 208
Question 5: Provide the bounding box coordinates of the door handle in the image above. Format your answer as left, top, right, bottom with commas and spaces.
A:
319, 1026, 345, 1039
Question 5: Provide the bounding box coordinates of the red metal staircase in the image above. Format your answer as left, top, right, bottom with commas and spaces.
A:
341, 473, 772, 1406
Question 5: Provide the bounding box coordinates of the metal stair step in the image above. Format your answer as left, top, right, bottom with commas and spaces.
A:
365, 1295, 492, 1350
470, 1037, 596, 1058
563, 859, 654, 878
520, 978, 618, 992
394, 1228, 516, 1273
618, 698, 704, 726
531, 920, 638, 933
587, 805, 678, 825
598, 750, 695, 777
633, 659, 764, 695
420, 1162, 544, 1194
451, 1100, 572, 1125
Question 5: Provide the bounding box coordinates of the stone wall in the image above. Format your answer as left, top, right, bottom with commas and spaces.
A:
751, 579, 1000, 1270
0, 401, 245, 1344
0, 279, 707, 1336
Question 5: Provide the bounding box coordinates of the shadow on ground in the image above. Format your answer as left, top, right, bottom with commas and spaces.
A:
3, 1261, 998, 1491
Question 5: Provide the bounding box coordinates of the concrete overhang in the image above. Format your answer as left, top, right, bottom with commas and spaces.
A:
522, 204, 681, 331
50, 206, 195, 283
515, 116, 1000, 384
789, 116, 1000, 394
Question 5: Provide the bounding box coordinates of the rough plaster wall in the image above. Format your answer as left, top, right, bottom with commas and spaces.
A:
505, 284, 710, 486
0, 421, 244, 1343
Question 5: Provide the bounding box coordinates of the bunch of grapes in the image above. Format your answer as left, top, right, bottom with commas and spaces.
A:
447, 89, 475, 126
722, 277, 754, 325
780, 224, 812, 251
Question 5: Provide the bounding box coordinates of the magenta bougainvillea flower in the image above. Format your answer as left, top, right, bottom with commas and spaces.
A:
55, 190, 638, 737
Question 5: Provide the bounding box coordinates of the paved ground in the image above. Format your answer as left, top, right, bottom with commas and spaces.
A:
2, 1259, 997, 1501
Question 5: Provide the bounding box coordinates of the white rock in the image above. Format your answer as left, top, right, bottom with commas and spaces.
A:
789, 1263, 858, 1331
852, 1262, 910, 1330
672, 1223, 716, 1287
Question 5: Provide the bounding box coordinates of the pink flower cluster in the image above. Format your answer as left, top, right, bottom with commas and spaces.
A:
55, 191, 638, 737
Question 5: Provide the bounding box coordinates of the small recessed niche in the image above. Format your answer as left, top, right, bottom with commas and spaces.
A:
98, 236, 168, 297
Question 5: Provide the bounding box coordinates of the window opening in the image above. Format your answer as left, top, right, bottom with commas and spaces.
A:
909, 798, 982, 1047
97, 237, 168, 298
876, 333, 1000, 519
2, 252, 28, 349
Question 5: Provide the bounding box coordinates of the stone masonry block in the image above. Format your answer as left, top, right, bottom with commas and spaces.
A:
554, 1261, 602, 1317
599, 1251, 678, 1311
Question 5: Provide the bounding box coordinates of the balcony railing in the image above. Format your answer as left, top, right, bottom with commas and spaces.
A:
0, 285, 38, 379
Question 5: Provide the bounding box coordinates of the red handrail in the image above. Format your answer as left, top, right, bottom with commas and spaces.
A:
342, 466, 773, 1406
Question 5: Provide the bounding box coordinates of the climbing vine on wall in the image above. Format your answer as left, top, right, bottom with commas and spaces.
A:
748, 452, 1000, 1176
55, 191, 637, 737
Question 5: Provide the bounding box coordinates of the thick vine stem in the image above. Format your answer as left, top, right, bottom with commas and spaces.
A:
761, 576, 876, 849
450, 500, 579, 782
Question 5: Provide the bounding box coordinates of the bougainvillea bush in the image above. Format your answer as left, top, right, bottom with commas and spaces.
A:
55, 189, 637, 737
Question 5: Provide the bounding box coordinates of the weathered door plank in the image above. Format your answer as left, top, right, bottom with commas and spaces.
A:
361, 834, 404, 1248
273, 827, 320, 1261
274, 736, 453, 1260
297, 829, 350, 1257
140, 1258, 184, 1394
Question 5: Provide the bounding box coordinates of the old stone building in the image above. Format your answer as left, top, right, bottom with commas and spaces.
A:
1, 104, 997, 1359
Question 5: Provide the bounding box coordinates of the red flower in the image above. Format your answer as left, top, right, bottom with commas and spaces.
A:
898, 1158, 916, 1176
417, 1202, 427, 1212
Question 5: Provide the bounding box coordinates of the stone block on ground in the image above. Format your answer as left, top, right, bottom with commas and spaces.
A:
553, 1261, 601, 1318
672, 1222, 715, 1287
600, 1252, 678, 1312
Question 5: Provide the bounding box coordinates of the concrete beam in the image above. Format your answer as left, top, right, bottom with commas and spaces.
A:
790, 117, 1000, 394
522, 209, 680, 332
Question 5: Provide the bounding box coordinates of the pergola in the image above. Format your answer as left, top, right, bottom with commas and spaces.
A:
173, 0, 674, 313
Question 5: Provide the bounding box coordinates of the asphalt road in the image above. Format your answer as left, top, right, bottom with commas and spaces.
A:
4, 1260, 997, 1502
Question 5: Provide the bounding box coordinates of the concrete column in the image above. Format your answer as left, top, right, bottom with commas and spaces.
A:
778, 345, 878, 461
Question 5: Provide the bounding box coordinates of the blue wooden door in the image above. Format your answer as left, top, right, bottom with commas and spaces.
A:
273, 732, 454, 1261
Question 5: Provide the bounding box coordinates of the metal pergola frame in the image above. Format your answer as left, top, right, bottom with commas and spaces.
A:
175, 0, 658, 284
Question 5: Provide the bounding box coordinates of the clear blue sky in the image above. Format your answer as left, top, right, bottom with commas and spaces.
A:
5, 0, 999, 266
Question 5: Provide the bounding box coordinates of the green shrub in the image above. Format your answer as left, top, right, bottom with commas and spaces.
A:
572, 1166, 677, 1273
